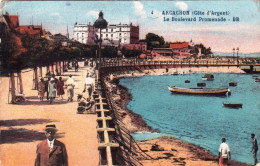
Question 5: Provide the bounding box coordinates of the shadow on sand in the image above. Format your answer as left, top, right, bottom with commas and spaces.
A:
17, 100, 70, 105
1, 128, 64, 144
0, 119, 52, 126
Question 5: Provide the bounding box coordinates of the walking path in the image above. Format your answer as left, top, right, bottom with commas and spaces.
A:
0, 66, 99, 166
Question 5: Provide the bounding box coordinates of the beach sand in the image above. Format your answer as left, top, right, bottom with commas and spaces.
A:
112, 66, 252, 166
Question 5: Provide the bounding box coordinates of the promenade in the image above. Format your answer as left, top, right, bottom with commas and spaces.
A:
0, 66, 99, 166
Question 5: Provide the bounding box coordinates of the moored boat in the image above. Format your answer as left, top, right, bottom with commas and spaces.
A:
229, 82, 237, 86
202, 73, 214, 81
168, 86, 230, 96
223, 103, 243, 109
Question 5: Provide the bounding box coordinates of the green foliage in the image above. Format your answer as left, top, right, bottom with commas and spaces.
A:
145, 33, 165, 50
121, 47, 142, 58
101, 46, 118, 58
1, 32, 27, 72
195, 43, 212, 55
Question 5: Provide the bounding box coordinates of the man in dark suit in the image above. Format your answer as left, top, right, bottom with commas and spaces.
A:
35, 123, 68, 166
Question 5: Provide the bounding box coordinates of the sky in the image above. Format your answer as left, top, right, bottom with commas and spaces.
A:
1, 1, 260, 53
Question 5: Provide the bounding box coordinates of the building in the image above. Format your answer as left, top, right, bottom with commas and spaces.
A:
16, 25, 44, 37
169, 42, 190, 56
2, 14, 44, 37
121, 42, 147, 52
152, 48, 173, 57
49, 33, 70, 47
73, 22, 139, 46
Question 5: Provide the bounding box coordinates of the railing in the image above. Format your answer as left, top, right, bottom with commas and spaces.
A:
94, 69, 153, 166
101, 58, 260, 68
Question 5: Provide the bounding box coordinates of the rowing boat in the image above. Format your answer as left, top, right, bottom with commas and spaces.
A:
223, 103, 242, 109
168, 86, 230, 96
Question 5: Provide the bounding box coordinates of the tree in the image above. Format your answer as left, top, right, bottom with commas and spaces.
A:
145, 33, 165, 50
195, 43, 212, 55
121, 47, 142, 58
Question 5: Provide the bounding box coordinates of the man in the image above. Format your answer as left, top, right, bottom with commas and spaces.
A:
84, 73, 94, 100
66, 75, 75, 102
218, 138, 231, 166
251, 133, 258, 165
35, 123, 68, 166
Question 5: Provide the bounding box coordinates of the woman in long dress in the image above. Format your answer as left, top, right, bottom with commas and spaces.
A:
48, 78, 56, 104
57, 77, 65, 100
38, 78, 45, 101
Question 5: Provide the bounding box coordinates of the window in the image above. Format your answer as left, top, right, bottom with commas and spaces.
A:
120, 27, 121, 31
119, 33, 121, 36
111, 34, 113, 37
106, 29, 108, 32
106, 34, 108, 37
111, 29, 113, 32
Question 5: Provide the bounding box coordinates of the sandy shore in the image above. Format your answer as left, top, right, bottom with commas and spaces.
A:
112, 66, 252, 166
0, 66, 99, 166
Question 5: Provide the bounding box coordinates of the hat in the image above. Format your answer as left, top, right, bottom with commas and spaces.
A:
44, 123, 58, 132
50, 78, 55, 81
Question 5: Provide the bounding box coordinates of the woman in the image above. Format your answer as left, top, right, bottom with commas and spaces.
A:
56, 77, 65, 100
38, 78, 45, 101
48, 78, 56, 104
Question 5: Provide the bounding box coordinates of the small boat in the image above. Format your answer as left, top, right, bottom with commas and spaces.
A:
168, 86, 230, 96
229, 82, 237, 86
223, 103, 243, 109
197, 82, 206, 87
202, 73, 214, 81
185, 80, 190, 83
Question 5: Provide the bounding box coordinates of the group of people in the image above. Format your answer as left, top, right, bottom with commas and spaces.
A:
38, 74, 75, 104
218, 134, 258, 166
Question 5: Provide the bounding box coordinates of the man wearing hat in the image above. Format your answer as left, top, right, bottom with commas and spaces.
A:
35, 123, 68, 166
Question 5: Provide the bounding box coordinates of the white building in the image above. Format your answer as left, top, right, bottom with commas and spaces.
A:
73, 23, 93, 44
73, 23, 139, 46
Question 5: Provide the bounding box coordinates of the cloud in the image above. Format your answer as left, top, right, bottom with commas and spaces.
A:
175, 2, 188, 11
51, 12, 60, 16
86, 10, 99, 18
133, 1, 146, 19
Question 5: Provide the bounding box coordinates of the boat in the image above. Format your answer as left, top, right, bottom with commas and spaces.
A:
223, 103, 243, 109
202, 73, 214, 81
229, 82, 237, 86
168, 86, 230, 96
197, 82, 206, 87
185, 80, 190, 83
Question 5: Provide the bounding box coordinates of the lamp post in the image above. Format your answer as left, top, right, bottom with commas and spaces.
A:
236, 47, 239, 64
94, 11, 108, 70
233, 48, 235, 62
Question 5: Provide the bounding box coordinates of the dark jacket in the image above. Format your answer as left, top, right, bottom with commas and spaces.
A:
35, 139, 68, 166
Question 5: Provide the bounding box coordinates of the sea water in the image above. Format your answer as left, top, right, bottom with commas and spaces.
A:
120, 73, 260, 164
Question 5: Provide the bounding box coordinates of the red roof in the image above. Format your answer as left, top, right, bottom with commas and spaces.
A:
170, 42, 189, 49
4, 15, 19, 29
16, 25, 43, 36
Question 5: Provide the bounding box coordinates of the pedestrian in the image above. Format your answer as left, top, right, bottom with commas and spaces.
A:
34, 123, 68, 166
38, 78, 45, 101
45, 77, 51, 100
84, 73, 94, 100
75, 61, 78, 72
48, 78, 56, 104
251, 133, 258, 165
57, 77, 65, 100
218, 138, 231, 166
66, 75, 75, 102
